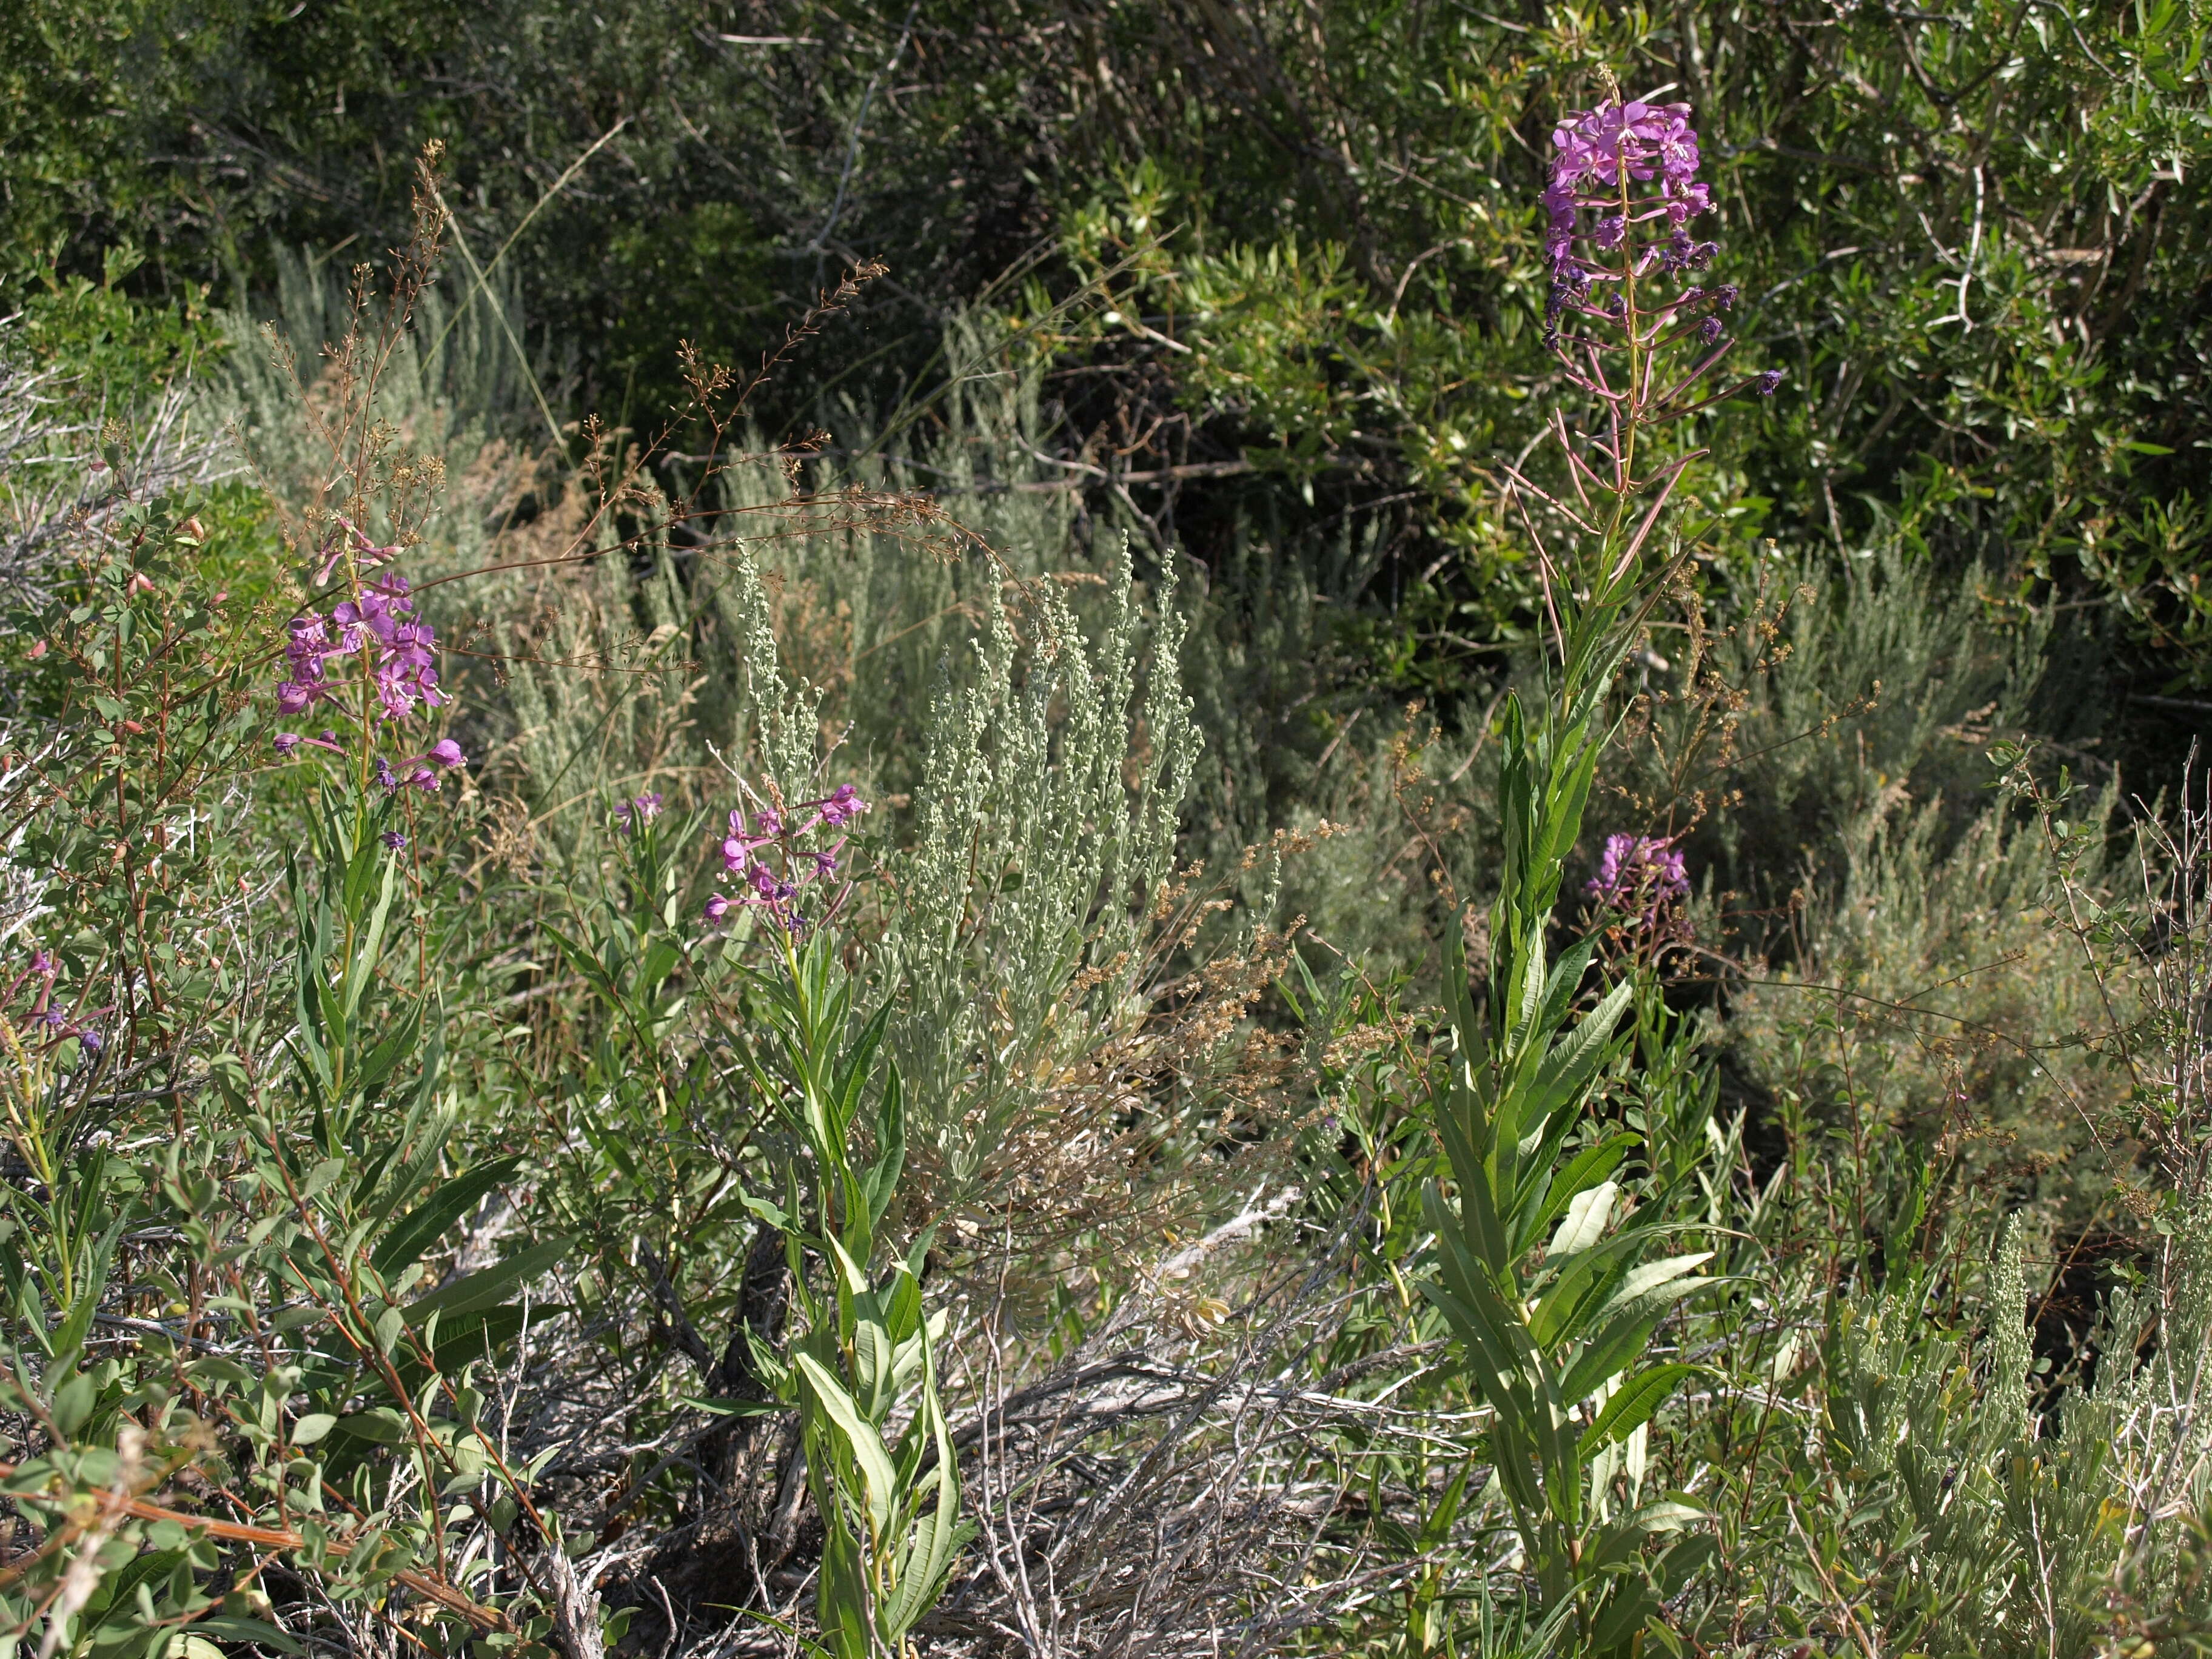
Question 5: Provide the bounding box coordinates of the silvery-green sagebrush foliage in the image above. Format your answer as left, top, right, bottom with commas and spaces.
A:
875, 540, 1200, 1217
1817, 1222, 2212, 1654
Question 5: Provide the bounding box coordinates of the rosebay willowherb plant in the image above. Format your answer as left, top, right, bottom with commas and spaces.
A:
1421, 87, 1779, 1655
699, 790, 971, 1659
0, 233, 602, 1659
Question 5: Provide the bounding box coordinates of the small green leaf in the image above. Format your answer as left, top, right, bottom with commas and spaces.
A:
51, 1372, 96, 1438
334, 1407, 409, 1444
299, 1157, 349, 1200
290, 1413, 337, 1446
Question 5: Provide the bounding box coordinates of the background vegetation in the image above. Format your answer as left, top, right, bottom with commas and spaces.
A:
2, 2, 2211, 1654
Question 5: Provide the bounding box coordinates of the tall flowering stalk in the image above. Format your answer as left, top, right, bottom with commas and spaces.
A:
698, 780, 967, 1658
1518, 94, 1778, 626
266, 514, 469, 1125
1419, 85, 1774, 1654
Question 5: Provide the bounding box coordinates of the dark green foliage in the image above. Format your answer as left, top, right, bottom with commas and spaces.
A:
10, 2, 2207, 689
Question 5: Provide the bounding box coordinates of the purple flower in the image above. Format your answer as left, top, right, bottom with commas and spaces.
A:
615, 791, 663, 833
1550, 99, 1697, 193
274, 732, 303, 754
1653, 230, 1717, 273
1586, 834, 1690, 917
42, 1007, 65, 1028
1698, 317, 1724, 345
814, 785, 870, 828
723, 812, 770, 873
1664, 181, 1712, 225
702, 782, 866, 937
76, 1030, 101, 1056
429, 738, 466, 769
1756, 369, 1785, 396
375, 757, 398, 791
374, 655, 445, 723
285, 615, 336, 676
407, 766, 438, 792
273, 571, 443, 729
381, 830, 408, 850
28, 951, 53, 977
1543, 97, 1721, 335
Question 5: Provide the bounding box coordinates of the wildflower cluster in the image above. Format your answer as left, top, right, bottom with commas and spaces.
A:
1584, 833, 1689, 931
270, 523, 469, 797
276, 571, 443, 722
1545, 101, 1709, 267
615, 792, 664, 834
1540, 95, 1780, 410
703, 785, 870, 936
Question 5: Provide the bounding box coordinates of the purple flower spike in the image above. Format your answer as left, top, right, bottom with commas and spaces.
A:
271, 565, 444, 729
1586, 834, 1691, 931
1538, 95, 1781, 419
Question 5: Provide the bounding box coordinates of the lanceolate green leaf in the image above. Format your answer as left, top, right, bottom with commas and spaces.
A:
1547, 1180, 1619, 1261
1577, 1364, 1697, 1460
1555, 1263, 1717, 1408
372, 1154, 521, 1276
795, 1352, 899, 1536
406, 1236, 571, 1322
